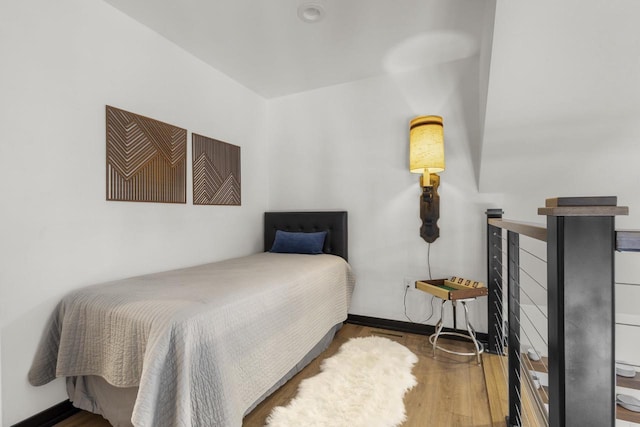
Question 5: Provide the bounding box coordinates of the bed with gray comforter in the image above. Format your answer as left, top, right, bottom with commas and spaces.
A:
29, 210, 354, 426
29, 251, 354, 426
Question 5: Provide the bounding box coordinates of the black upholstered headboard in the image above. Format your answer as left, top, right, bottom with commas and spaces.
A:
264, 211, 348, 261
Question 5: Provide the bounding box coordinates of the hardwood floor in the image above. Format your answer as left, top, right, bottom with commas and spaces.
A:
55, 324, 494, 427
54, 411, 111, 427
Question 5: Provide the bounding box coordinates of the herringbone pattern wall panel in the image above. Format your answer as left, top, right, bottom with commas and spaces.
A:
192, 134, 241, 205
106, 106, 187, 203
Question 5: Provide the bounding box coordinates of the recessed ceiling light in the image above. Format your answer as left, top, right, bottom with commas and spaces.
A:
297, 3, 325, 23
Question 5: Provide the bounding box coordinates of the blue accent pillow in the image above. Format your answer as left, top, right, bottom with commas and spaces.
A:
269, 230, 328, 255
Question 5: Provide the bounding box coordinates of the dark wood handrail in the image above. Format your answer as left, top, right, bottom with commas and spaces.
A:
488, 218, 547, 242
617, 230, 640, 252
489, 221, 640, 249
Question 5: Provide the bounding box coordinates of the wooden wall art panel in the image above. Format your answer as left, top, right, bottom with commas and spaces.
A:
106, 106, 187, 203
192, 134, 241, 206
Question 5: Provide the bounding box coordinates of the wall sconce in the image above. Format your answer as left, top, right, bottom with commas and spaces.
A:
409, 115, 445, 243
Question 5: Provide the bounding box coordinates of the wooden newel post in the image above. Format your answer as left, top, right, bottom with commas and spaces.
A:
539, 197, 628, 427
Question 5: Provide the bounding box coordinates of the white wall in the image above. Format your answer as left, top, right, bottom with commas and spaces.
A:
267, 58, 502, 334
482, 0, 640, 366
482, 0, 640, 219
0, 1, 268, 424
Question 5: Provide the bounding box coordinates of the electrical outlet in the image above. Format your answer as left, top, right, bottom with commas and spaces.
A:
403, 277, 415, 291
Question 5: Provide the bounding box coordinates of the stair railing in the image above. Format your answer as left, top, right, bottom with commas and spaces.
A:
486, 197, 629, 427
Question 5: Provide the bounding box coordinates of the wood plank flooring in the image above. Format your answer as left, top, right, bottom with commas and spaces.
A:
482, 354, 509, 426
55, 323, 494, 427
483, 352, 548, 427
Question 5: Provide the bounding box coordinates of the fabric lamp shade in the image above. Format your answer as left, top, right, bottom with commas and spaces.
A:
409, 115, 445, 175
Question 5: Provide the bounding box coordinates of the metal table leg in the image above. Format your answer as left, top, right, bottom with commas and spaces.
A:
428, 298, 484, 364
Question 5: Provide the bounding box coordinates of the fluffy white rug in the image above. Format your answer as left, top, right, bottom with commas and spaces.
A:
265, 336, 418, 427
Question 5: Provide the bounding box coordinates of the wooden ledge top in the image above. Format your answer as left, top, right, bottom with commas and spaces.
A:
488, 218, 547, 241
538, 206, 629, 217
545, 196, 618, 207
539, 196, 629, 217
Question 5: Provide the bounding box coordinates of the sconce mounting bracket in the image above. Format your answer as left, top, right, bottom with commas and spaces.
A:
419, 173, 440, 243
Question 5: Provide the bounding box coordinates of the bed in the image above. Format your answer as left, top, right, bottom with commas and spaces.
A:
28, 211, 354, 427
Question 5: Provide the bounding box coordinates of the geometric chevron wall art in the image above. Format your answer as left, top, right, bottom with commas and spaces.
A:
106, 106, 187, 203
192, 133, 241, 206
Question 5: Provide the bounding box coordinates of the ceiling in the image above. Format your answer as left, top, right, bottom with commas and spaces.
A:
103, 0, 491, 98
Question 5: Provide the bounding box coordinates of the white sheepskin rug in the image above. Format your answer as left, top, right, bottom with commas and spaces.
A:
265, 336, 418, 427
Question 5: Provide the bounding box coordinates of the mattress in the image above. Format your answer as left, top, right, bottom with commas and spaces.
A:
66, 323, 341, 427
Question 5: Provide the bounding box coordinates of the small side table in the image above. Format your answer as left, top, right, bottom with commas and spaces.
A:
415, 279, 488, 364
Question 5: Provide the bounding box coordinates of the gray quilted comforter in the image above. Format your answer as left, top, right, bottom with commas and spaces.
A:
28, 252, 355, 426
